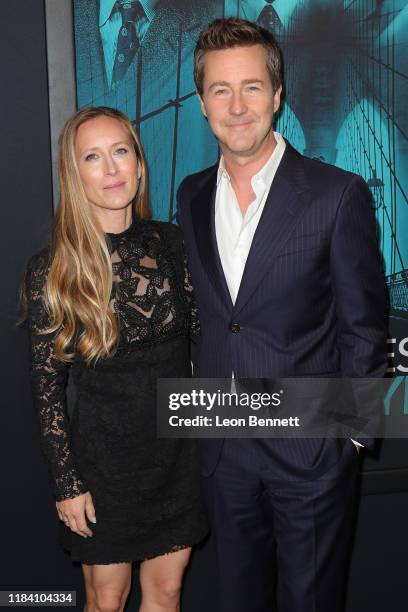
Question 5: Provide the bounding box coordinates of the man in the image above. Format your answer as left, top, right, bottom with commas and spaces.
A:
177, 18, 388, 612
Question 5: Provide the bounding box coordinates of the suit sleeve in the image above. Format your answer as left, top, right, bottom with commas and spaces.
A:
330, 175, 388, 377
330, 176, 388, 445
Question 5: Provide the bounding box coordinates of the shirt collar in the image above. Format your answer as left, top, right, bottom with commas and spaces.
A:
252, 132, 285, 190
217, 132, 286, 187
216, 155, 230, 186
99, 0, 156, 27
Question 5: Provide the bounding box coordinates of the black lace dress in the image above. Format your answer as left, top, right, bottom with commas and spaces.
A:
24, 218, 208, 565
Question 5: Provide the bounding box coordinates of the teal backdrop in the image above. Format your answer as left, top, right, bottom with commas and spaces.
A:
3, 3, 407, 609
73, 0, 408, 346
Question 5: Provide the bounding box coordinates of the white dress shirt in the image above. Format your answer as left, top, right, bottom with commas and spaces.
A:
99, 0, 156, 89
215, 132, 286, 305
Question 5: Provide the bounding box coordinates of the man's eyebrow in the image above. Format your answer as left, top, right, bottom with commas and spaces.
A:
208, 78, 265, 91
241, 79, 264, 85
208, 81, 230, 91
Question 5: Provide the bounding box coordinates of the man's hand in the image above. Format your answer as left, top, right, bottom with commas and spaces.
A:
56, 491, 96, 538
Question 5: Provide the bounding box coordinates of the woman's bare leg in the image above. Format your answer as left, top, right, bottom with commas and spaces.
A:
139, 548, 192, 612
82, 561, 132, 612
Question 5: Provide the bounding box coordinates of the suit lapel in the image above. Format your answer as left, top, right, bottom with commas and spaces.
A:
232, 143, 312, 318
190, 166, 233, 310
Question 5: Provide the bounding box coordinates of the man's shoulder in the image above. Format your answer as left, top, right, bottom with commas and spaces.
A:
293, 146, 364, 193
306, 157, 359, 183
178, 163, 218, 200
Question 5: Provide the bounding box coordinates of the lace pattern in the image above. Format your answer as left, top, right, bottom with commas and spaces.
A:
25, 249, 88, 501
24, 220, 199, 501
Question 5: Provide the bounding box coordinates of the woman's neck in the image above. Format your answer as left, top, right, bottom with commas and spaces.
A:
94, 205, 133, 234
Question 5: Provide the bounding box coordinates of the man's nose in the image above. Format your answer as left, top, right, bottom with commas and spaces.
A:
229, 91, 248, 115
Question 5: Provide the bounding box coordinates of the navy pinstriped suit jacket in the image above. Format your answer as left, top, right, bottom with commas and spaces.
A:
177, 141, 388, 476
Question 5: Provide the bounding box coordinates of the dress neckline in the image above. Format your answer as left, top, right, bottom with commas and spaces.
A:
105, 216, 143, 253
105, 216, 138, 239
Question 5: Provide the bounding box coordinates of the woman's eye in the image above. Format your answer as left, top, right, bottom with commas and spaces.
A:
115, 147, 128, 155
85, 153, 98, 161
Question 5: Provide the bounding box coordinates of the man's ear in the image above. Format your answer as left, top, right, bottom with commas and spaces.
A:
273, 85, 282, 114
198, 94, 208, 118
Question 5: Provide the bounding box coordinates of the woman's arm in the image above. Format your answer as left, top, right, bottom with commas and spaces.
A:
24, 250, 89, 502
182, 252, 201, 338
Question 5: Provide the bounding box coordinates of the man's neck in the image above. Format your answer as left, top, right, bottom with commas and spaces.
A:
222, 132, 278, 191
220, 133, 279, 216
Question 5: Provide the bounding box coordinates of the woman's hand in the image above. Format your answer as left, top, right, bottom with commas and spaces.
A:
56, 491, 96, 538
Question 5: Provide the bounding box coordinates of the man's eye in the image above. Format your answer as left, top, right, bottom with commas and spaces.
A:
215, 89, 227, 95
247, 86, 260, 91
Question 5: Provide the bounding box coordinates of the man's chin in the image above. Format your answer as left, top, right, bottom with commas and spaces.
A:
221, 131, 276, 159
225, 144, 259, 158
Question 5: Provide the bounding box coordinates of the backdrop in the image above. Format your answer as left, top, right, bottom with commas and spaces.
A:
1, 1, 407, 610
73, 0, 408, 482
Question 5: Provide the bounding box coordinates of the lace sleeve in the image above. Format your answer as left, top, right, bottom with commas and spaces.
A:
24, 251, 88, 501
183, 252, 200, 338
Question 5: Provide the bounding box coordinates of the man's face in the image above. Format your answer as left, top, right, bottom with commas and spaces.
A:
199, 44, 281, 161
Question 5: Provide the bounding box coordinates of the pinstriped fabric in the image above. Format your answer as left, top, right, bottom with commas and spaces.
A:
177, 141, 388, 473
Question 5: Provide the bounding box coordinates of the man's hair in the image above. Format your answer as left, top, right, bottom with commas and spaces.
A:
194, 17, 282, 96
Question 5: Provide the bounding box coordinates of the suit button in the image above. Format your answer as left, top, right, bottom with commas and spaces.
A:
229, 323, 241, 333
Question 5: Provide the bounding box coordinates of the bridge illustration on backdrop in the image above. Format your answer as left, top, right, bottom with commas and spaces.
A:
264, 0, 408, 320
75, 0, 408, 317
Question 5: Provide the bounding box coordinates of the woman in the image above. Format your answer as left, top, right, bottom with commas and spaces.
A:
22, 106, 207, 612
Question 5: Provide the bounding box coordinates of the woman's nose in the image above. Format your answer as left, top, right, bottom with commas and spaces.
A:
104, 155, 118, 175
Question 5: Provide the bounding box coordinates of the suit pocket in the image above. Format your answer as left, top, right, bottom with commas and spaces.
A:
277, 231, 323, 257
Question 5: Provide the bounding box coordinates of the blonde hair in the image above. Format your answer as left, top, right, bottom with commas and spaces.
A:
43, 106, 149, 364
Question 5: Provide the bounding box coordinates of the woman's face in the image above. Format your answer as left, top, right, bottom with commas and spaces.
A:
75, 115, 141, 214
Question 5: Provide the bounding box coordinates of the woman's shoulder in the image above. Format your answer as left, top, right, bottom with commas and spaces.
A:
25, 246, 51, 286
146, 220, 183, 245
